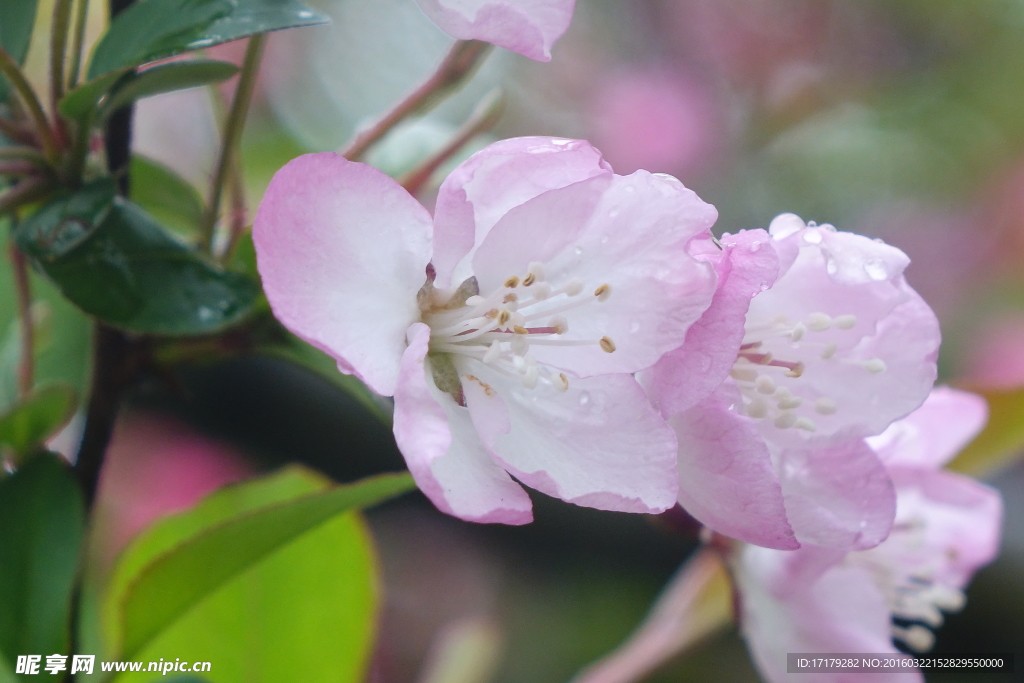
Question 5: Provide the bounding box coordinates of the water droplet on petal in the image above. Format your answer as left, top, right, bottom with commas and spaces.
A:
802, 229, 822, 244
863, 259, 888, 281
750, 240, 762, 252
826, 258, 838, 275
578, 391, 590, 406
600, 235, 609, 244
629, 321, 640, 333
574, 246, 584, 256
768, 213, 805, 238
608, 207, 621, 218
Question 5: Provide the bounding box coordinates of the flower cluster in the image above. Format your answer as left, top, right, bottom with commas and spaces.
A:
254, 135, 1001, 678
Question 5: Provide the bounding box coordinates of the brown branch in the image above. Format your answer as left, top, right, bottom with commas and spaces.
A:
340, 40, 492, 161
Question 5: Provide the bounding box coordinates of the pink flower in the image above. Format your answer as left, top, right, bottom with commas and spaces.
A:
254, 137, 719, 524
735, 387, 1003, 683
641, 213, 941, 550
413, 0, 576, 62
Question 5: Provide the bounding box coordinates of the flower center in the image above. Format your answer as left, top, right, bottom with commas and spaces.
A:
418, 262, 615, 401
729, 310, 887, 432
853, 519, 967, 652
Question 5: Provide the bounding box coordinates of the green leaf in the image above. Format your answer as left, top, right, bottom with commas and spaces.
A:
948, 386, 1024, 476
0, 0, 40, 103
0, 453, 85, 667
87, 0, 233, 80
0, 384, 77, 457
102, 467, 412, 678
58, 71, 128, 124
101, 59, 239, 116
130, 156, 205, 239
87, 0, 328, 80
16, 180, 260, 335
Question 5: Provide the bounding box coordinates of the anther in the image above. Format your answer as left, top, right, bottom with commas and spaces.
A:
600, 336, 617, 353
550, 315, 568, 334
891, 625, 934, 652
746, 398, 769, 418
778, 396, 803, 410
497, 310, 512, 326
594, 283, 612, 302
513, 325, 529, 335
466, 295, 486, 306
756, 376, 776, 394
504, 276, 520, 288
483, 340, 501, 363
835, 314, 857, 329
554, 372, 569, 392
783, 361, 804, 378
794, 417, 817, 431
485, 309, 499, 319
731, 367, 758, 382
503, 293, 518, 303
522, 365, 539, 389
790, 323, 806, 341
564, 278, 585, 296
511, 335, 528, 356
864, 358, 886, 374
807, 312, 832, 331
821, 342, 838, 360
526, 261, 545, 282
522, 273, 536, 287
774, 412, 797, 429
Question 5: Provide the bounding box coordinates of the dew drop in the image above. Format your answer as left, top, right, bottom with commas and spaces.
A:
750, 240, 762, 252
629, 321, 641, 333
825, 258, 838, 275
802, 229, 822, 244
297, 10, 313, 17
608, 208, 621, 218
574, 246, 584, 256
863, 259, 888, 281
197, 306, 216, 322
624, 185, 636, 193
578, 391, 591, 406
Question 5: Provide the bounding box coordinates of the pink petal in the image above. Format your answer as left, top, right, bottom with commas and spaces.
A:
462, 361, 679, 513
643, 229, 780, 417
254, 153, 432, 396
413, 0, 577, 62
432, 136, 611, 288
738, 545, 921, 683
868, 387, 988, 470
393, 323, 533, 524
884, 467, 1002, 589
473, 171, 718, 376
669, 388, 798, 549
776, 439, 896, 550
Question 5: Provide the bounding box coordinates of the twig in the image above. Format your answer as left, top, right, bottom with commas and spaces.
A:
399, 88, 504, 195
200, 34, 264, 252
222, 148, 248, 260
51, 0, 74, 116
0, 114, 35, 145
0, 46, 59, 162
8, 240, 33, 401
570, 549, 732, 683
0, 176, 52, 214
67, 0, 91, 90
340, 40, 492, 162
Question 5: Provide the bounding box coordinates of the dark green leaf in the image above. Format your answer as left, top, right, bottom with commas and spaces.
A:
131, 156, 205, 239
16, 181, 260, 335
101, 59, 239, 116
0, 453, 85, 666
949, 386, 1024, 476
87, 0, 233, 80
87, 0, 328, 80
0, 0, 40, 103
103, 467, 411, 663
57, 70, 128, 124
0, 384, 77, 457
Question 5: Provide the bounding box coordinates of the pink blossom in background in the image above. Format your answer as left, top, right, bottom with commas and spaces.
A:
963, 317, 1024, 389
255, 137, 720, 524
642, 213, 940, 550
736, 388, 1003, 683
589, 69, 718, 178
413, 0, 576, 61
91, 414, 253, 570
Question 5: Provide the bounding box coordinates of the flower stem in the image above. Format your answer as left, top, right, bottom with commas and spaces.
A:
399, 87, 504, 195
50, 0, 74, 116
569, 549, 732, 683
339, 39, 492, 162
67, 0, 91, 90
7, 239, 33, 401
0, 46, 59, 163
200, 34, 265, 252
0, 176, 52, 214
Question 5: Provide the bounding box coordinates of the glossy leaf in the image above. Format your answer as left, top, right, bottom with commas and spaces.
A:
0, 0, 40, 103
101, 59, 239, 116
0, 384, 76, 457
58, 71, 127, 124
87, 0, 328, 80
87, 0, 233, 80
949, 385, 1024, 476
16, 180, 260, 335
102, 467, 413, 661
0, 454, 85, 668
131, 156, 205, 239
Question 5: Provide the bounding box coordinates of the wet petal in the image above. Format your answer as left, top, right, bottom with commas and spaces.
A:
254, 153, 431, 396
463, 360, 679, 513
393, 323, 533, 524
669, 388, 798, 549
413, 0, 577, 61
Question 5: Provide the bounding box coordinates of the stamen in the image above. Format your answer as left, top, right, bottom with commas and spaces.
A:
746, 397, 769, 418
522, 273, 536, 287
731, 367, 759, 382
531, 282, 553, 300
503, 293, 518, 303
807, 312, 832, 331
891, 625, 934, 652
794, 417, 816, 431
564, 278, 584, 296
466, 295, 486, 306
864, 358, 887, 374
504, 276, 520, 288
600, 336, 616, 353
778, 396, 803, 410
790, 323, 806, 341
821, 342, 838, 360
550, 315, 567, 334
756, 376, 776, 394
510, 335, 528, 356
522, 364, 539, 389
835, 314, 857, 329
774, 412, 797, 429
553, 372, 569, 392
814, 397, 837, 415
497, 310, 512, 326
594, 283, 612, 301
740, 342, 763, 350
